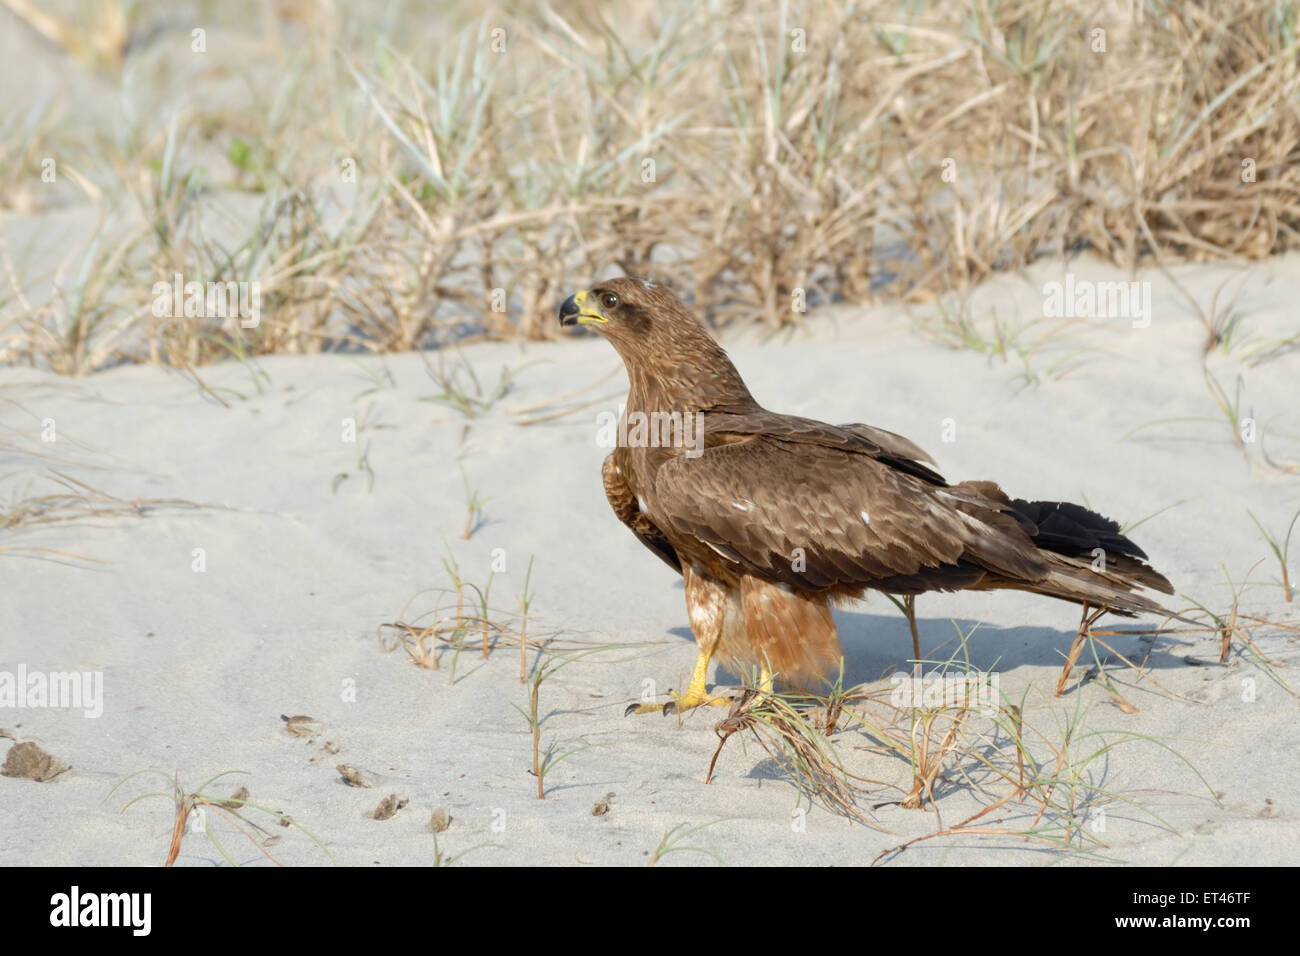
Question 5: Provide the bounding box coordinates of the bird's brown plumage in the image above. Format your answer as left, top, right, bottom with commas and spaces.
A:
561, 277, 1179, 686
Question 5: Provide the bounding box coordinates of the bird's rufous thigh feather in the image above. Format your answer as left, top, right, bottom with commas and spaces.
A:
682, 565, 734, 656
736, 577, 841, 685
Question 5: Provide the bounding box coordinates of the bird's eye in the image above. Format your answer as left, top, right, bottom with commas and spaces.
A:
601, 293, 620, 310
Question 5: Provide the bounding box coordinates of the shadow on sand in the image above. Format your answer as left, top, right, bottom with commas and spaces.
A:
665, 605, 1201, 691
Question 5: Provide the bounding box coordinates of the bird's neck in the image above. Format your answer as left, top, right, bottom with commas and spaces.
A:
618, 329, 757, 415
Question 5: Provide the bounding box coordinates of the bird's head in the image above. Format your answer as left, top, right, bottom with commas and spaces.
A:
557, 275, 755, 408
557, 276, 678, 340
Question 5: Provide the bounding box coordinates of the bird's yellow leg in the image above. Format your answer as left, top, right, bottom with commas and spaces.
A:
624, 648, 734, 716
758, 661, 773, 695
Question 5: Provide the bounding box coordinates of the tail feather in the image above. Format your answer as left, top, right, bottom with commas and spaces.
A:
1009, 498, 1149, 558
1012, 502, 1199, 624
1034, 557, 1175, 615
1007, 497, 1175, 594
949, 485, 1192, 623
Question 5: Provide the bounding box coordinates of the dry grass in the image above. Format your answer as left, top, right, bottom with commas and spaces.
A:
0, 468, 215, 565
2, 0, 1296, 372
705, 587, 1295, 860
705, 663, 1217, 861
0, 470, 206, 530
108, 769, 332, 866
378, 544, 562, 680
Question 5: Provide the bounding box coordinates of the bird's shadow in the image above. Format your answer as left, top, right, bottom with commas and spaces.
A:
670, 606, 1200, 691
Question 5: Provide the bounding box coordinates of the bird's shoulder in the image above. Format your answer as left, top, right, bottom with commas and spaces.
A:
695, 405, 946, 485
602, 448, 682, 573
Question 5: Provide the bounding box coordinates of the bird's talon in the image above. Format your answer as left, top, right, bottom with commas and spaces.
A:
624, 687, 733, 717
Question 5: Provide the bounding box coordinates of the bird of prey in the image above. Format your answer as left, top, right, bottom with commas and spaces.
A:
559, 277, 1181, 715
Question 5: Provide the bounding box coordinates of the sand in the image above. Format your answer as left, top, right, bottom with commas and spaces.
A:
2, 249, 1298, 866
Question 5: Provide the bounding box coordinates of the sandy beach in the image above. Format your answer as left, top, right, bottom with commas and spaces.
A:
4, 249, 1298, 865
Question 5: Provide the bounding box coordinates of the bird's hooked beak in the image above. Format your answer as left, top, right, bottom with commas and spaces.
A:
558, 290, 608, 327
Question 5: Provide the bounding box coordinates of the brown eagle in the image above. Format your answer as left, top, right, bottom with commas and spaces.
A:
559, 277, 1180, 715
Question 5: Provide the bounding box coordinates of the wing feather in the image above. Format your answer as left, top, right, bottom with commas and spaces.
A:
602, 451, 681, 574
649, 436, 1023, 593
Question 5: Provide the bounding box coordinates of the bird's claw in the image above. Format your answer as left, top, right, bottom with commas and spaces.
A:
624, 689, 736, 717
